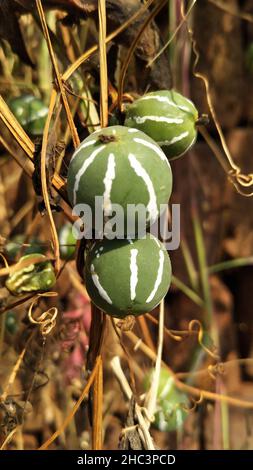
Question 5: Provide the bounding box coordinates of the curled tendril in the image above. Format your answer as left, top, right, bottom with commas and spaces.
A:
192, 392, 204, 406
227, 169, 253, 197
179, 398, 196, 414
234, 172, 253, 187
188, 319, 220, 360
28, 292, 58, 337
165, 329, 183, 342
145, 314, 183, 342
207, 363, 226, 381
180, 393, 204, 414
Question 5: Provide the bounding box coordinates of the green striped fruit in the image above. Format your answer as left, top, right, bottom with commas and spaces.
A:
5, 254, 56, 295
59, 223, 77, 260
8, 95, 48, 136
124, 90, 198, 160
84, 234, 171, 318
67, 126, 172, 232
144, 368, 189, 432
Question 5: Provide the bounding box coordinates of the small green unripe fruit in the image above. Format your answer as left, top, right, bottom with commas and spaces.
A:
6, 254, 56, 295
5, 311, 18, 335
5, 235, 46, 261
84, 234, 171, 318
144, 368, 189, 432
124, 90, 198, 160
67, 126, 172, 233
8, 94, 48, 136
59, 223, 76, 260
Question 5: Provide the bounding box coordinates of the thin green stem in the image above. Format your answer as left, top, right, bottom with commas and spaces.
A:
209, 257, 253, 274
181, 238, 199, 290
192, 211, 213, 328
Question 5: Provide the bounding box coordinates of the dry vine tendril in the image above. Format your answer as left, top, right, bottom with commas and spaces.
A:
28, 292, 58, 337
181, 0, 253, 197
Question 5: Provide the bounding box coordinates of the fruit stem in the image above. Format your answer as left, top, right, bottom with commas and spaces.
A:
98, 134, 118, 143
196, 114, 209, 127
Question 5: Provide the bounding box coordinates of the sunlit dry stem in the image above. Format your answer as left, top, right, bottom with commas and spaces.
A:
137, 316, 156, 351
1, 331, 35, 402
98, 0, 108, 128
111, 317, 137, 394
0, 135, 34, 178
0, 95, 68, 203
0, 95, 34, 157
38, 87, 61, 274
0, 428, 19, 450
92, 357, 104, 449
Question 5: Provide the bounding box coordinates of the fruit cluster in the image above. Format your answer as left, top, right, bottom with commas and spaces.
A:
67, 90, 198, 318
8, 90, 198, 312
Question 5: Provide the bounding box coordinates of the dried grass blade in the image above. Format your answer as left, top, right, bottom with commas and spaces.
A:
38, 356, 102, 450
40, 88, 60, 273
98, 0, 108, 128
0, 95, 34, 158
92, 357, 103, 449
